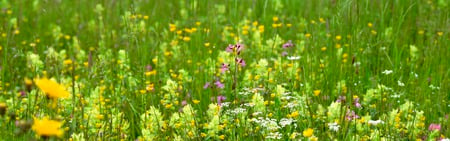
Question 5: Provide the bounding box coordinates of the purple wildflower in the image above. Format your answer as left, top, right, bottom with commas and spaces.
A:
428, 124, 441, 131
282, 40, 294, 48
236, 58, 246, 67
220, 63, 230, 73
226, 44, 234, 52
203, 82, 210, 89
217, 95, 226, 106
225, 43, 244, 55
336, 96, 346, 103
353, 97, 362, 108
235, 43, 244, 55
181, 100, 187, 106
281, 51, 288, 56
214, 81, 224, 89
345, 110, 359, 121
20, 91, 27, 97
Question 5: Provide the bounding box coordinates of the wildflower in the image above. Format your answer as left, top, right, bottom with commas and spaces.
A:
220, 63, 230, 73
214, 81, 224, 89
0, 102, 6, 116
203, 82, 210, 89
345, 110, 359, 121
328, 122, 340, 132
290, 132, 298, 139
428, 124, 441, 131
313, 90, 321, 96
32, 117, 64, 137
217, 95, 226, 106
225, 43, 244, 55
279, 118, 296, 127
290, 111, 299, 118
305, 33, 311, 38
281, 51, 288, 56
219, 135, 225, 140
282, 40, 294, 48
272, 16, 279, 22
336, 96, 346, 103
353, 97, 362, 108
225, 44, 234, 53
35, 78, 70, 99
302, 128, 313, 137
382, 70, 393, 75
398, 80, 405, 87
236, 58, 246, 67
368, 120, 384, 126
287, 56, 301, 60
193, 100, 200, 104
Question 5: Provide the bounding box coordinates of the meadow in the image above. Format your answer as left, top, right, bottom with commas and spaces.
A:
0, 0, 449, 140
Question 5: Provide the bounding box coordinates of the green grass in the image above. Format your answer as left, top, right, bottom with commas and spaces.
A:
0, 0, 449, 140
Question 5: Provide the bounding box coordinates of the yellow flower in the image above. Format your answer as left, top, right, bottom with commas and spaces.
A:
32, 117, 64, 137
35, 78, 70, 99
290, 111, 299, 118
302, 128, 313, 137
193, 99, 200, 104
313, 90, 321, 96
219, 135, 225, 140
272, 16, 279, 22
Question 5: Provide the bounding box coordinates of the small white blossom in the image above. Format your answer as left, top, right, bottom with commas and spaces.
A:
397, 81, 405, 87
328, 122, 340, 132
266, 132, 282, 139
287, 56, 301, 60
279, 118, 296, 127
382, 70, 393, 75
368, 120, 384, 126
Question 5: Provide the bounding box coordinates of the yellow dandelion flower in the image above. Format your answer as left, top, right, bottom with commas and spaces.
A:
35, 78, 70, 99
290, 111, 299, 118
335, 35, 342, 40
32, 117, 64, 137
272, 16, 279, 22
302, 128, 314, 137
313, 90, 321, 96
193, 99, 200, 104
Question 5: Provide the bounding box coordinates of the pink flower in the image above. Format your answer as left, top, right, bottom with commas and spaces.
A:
236, 58, 246, 67
336, 96, 346, 103
345, 110, 359, 121
282, 40, 294, 48
217, 95, 226, 106
214, 81, 224, 89
226, 44, 234, 52
203, 82, 210, 89
220, 63, 230, 73
353, 97, 362, 108
225, 43, 244, 55
428, 124, 441, 131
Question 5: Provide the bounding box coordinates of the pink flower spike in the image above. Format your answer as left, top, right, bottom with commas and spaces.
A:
214, 81, 224, 89
428, 124, 441, 131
